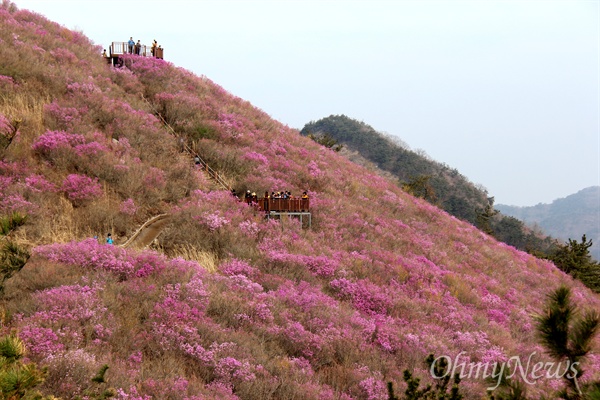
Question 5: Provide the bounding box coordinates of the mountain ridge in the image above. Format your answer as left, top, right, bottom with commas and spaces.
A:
301, 114, 559, 256
497, 186, 600, 260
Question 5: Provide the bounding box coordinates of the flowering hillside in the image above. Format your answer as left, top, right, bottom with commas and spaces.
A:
0, 3, 599, 399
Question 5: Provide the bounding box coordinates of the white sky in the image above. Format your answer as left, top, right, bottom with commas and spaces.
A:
12, 0, 600, 206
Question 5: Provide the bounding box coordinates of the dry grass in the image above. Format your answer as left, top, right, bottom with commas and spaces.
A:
167, 244, 218, 273
30, 196, 80, 244
0, 91, 47, 151
443, 273, 481, 307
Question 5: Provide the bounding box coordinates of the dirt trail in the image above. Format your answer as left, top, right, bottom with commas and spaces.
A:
121, 214, 170, 249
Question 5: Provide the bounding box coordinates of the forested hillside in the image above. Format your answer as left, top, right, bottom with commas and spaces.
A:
498, 186, 600, 260
302, 116, 488, 222
301, 115, 558, 256
0, 3, 599, 399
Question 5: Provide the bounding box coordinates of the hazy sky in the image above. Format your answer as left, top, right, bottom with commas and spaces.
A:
12, 0, 600, 206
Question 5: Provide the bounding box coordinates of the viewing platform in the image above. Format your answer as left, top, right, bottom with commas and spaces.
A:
246, 197, 312, 228
105, 41, 164, 66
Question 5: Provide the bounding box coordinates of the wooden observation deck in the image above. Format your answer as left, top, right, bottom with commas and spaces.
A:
246, 197, 311, 228
105, 41, 164, 66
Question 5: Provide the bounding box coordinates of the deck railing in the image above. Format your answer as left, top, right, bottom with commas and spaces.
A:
109, 42, 163, 59
246, 198, 310, 213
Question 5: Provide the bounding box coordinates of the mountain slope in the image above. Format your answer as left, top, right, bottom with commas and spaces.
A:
0, 3, 599, 399
497, 186, 600, 260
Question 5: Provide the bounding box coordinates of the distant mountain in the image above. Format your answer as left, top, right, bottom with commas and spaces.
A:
497, 186, 600, 260
301, 115, 558, 255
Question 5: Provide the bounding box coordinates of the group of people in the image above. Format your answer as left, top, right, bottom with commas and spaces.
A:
100, 38, 162, 65
127, 37, 142, 55
240, 190, 310, 213
123, 37, 161, 57
242, 190, 309, 204
244, 190, 259, 204
94, 233, 113, 245
271, 191, 293, 199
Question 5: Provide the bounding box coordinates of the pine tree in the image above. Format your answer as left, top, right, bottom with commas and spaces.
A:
398, 354, 463, 400
0, 241, 30, 295
402, 175, 437, 204
476, 197, 498, 235
306, 132, 344, 152
535, 286, 600, 399
487, 365, 528, 400
549, 235, 600, 293
0, 334, 55, 399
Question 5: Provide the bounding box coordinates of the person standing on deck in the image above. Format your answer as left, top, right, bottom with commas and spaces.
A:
128, 37, 135, 54
263, 191, 270, 212
151, 40, 158, 57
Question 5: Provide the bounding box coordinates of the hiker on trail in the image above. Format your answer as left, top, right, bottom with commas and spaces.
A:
102, 49, 108, 58
128, 37, 135, 54
245, 190, 252, 204
135, 40, 141, 55
106, 233, 113, 245
301, 191, 309, 199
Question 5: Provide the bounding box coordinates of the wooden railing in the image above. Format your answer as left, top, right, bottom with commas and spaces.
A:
195, 155, 231, 192
246, 198, 310, 212
109, 42, 163, 59
140, 94, 231, 192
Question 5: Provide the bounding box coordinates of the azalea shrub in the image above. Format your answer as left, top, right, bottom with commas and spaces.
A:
60, 174, 102, 206
0, 113, 13, 137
